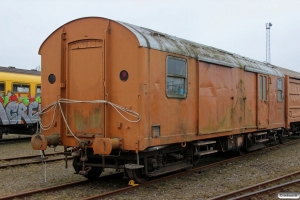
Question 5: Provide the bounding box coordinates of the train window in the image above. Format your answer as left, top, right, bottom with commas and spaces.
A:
0, 82, 4, 95
48, 74, 56, 84
263, 76, 267, 100
259, 75, 267, 101
259, 76, 263, 100
36, 85, 41, 97
166, 56, 187, 98
277, 78, 283, 102
119, 70, 129, 81
12, 84, 30, 93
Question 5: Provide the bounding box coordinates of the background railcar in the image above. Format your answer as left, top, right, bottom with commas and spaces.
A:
276, 67, 300, 134
0, 66, 41, 138
31, 17, 300, 183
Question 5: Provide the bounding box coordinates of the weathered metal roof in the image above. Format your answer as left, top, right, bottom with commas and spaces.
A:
118, 21, 284, 77
0, 66, 41, 76
273, 66, 300, 80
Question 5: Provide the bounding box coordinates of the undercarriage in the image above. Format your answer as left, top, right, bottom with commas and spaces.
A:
69, 127, 292, 183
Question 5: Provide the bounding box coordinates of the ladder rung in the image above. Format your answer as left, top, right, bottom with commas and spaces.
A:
193, 140, 216, 146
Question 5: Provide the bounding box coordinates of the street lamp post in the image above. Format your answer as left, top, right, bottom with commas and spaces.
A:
266, 22, 272, 64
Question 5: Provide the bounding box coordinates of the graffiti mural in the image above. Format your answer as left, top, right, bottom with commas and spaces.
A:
0, 92, 41, 125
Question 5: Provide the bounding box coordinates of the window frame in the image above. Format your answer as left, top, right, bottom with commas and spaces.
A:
166, 56, 187, 99
36, 84, 41, 97
277, 78, 283, 102
12, 83, 30, 94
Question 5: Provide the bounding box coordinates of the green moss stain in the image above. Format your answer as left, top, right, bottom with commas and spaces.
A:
74, 109, 88, 131
73, 106, 102, 132
220, 105, 233, 129
89, 106, 101, 129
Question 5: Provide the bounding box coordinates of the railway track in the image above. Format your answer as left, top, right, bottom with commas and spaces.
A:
211, 171, 300, 200
0, 152, 70, 169
0, 137, 31, 144
2, 138, 299, 200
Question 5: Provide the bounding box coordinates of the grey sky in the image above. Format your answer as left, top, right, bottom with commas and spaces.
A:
1, 0, 299, 71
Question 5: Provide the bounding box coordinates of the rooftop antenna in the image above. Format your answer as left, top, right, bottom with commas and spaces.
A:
266, 22, 272, 64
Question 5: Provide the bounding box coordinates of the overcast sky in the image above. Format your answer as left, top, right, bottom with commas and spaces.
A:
1, 0, 299, 72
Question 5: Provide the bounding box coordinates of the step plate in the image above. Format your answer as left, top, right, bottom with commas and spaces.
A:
193, 140, 216, 146
255, 138, 269, 143
194, 150, 218, 156
253, 132, 267, 136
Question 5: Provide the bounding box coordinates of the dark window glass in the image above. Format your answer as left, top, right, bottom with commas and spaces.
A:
277, 78, 283, 102
166, 57, 187, 98
167, 59, 186, 76
48, 74, 56, 84
13, 84, 30, 93
120, 70, 129, 81
0, 83, 4, 92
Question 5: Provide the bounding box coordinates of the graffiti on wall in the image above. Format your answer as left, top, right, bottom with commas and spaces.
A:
0, 92, 41, 125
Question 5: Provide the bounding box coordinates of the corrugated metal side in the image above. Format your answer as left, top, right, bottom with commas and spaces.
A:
117, 21, 284, 77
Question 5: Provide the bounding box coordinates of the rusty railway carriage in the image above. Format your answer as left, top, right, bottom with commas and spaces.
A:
31, 17, 300, 183
0, 66, 41, 139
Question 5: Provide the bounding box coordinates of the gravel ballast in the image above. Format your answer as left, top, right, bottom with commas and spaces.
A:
0, 137, 300, 199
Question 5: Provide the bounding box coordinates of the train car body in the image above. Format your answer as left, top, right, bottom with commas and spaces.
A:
0, 66, 41, 138
32, 17, 300, 182
276, 67, 300, 133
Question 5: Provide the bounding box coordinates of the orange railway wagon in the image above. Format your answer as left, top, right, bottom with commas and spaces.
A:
31, 17, 300, 183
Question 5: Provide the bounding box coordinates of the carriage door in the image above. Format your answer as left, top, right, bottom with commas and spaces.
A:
257, 74, 269, 128
66, 39, 105, 137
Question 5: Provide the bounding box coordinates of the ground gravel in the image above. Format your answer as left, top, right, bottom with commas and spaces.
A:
0, 135, 300, 199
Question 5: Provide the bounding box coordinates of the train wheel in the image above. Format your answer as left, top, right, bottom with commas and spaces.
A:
72, 157, 103, 180
126, 168, 149, 184
278, 130, 287, 144
83, 167, 103, 180
237, 147, 247, 156
279, 134, 286, 144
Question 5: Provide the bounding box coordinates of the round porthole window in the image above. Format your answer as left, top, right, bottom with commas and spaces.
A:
120, 70, 129, 81
48, 74, 56, 84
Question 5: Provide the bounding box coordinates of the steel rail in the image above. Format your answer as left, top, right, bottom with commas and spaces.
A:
229, 179, 300, 200
0, 152, 63, 162
0, 157, 73, 169
0, 180, 90, 200
210, 170, 300, 200
0, 137, 31, 144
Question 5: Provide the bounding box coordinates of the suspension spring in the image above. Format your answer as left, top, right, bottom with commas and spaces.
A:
157, 154, 163, 168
